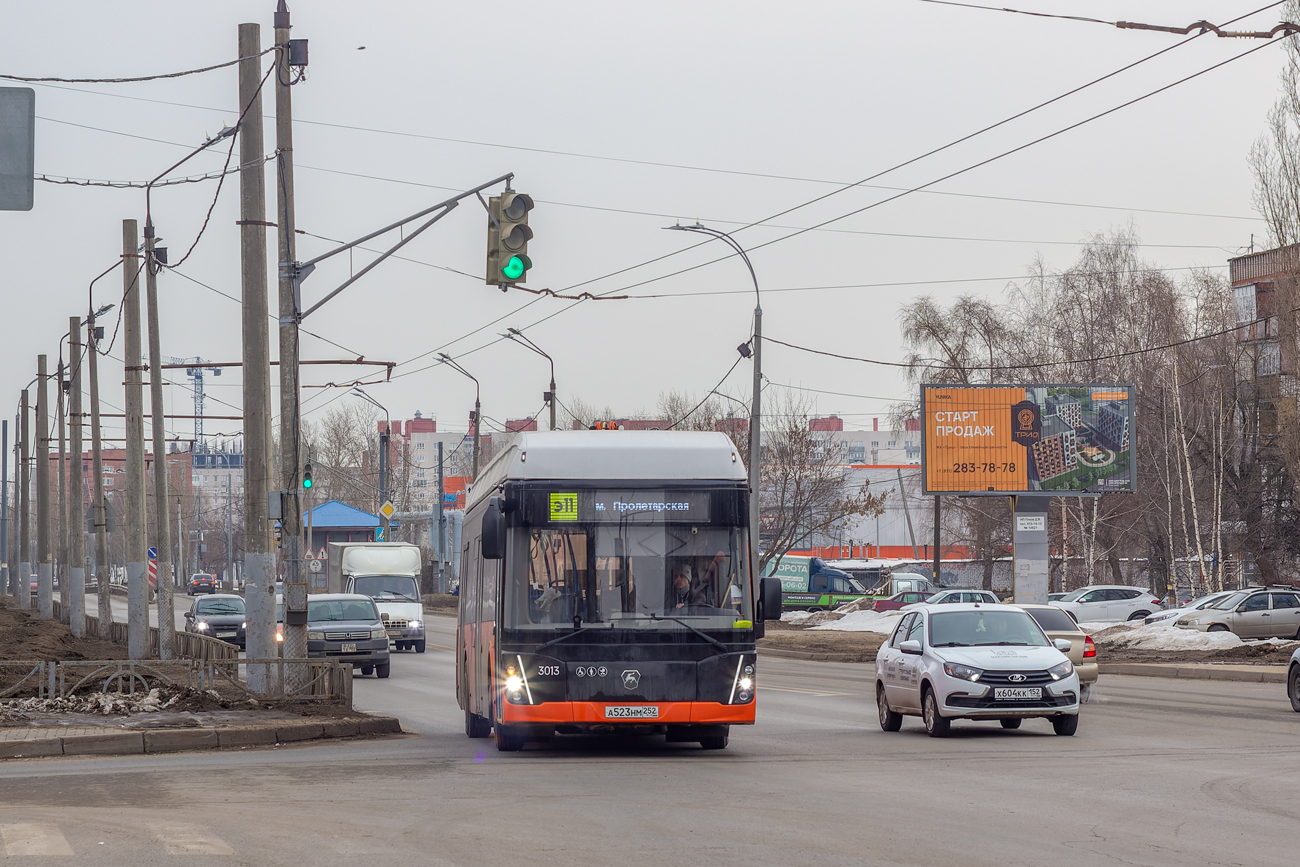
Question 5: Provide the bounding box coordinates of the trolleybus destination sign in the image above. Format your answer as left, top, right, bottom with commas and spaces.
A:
921, 384, 1135, 496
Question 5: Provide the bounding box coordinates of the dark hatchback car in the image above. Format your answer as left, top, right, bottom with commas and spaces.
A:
306, 594, 391, 678
874, 591, 935, 612
185, 594, 246, 649
188, 573, 219, 595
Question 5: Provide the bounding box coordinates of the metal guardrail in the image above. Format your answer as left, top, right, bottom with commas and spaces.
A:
53, 601, 239, 662
0, 658, 351, 706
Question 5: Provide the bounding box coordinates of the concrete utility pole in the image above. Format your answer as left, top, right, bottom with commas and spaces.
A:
144, 225, 175, 659
275, 0, 308, 665
122, 218, 148, 659
226, 474, 233, 588
240, 21, 276, 683
56, 357, 68, 622
18, 389, 29, 610
68, 317, 85, 637
436, 441, 446, 592
36, 354, 52, 620
88, 309, 112, 637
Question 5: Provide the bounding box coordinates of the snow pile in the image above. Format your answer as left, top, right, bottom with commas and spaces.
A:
834, 596, 879, 614
0, 687, 185, 717
811, 609, 903, 634
1092, 621, 1300, 652
781, 610, 846, 627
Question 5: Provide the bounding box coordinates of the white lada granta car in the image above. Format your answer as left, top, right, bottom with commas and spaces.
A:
875, 603, 1081, 737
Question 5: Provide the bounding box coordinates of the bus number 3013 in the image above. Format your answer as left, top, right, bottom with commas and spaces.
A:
951, 462, 1015, 473
537, 665, 561, 677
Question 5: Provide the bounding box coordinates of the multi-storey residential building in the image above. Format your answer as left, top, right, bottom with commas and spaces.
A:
1096, 401, 1130, 451
1030, 415, 1078, 483
1045, 393, 1082, 428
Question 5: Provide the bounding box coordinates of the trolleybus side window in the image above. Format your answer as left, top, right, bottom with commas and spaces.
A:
481, 546, 498, 624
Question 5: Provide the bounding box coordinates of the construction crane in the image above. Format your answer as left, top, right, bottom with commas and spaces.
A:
167, 357, 222, 445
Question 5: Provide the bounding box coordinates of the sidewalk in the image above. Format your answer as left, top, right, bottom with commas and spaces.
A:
0, 712, 402, 761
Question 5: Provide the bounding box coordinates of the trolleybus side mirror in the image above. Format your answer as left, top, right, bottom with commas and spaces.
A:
759, 577, 783, 621
482, 497, 506, 560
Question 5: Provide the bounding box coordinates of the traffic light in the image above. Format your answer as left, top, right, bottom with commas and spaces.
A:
302, 462, 313, 490
486, 192, 533, 285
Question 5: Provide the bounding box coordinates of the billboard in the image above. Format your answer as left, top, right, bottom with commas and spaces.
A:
921, 384, 1135, 495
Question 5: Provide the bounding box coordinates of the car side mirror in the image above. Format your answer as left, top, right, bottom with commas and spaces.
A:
1053, 638, 1073, 653
759, 577, 783, 621
899, 639, 922, 655
482, 497, 505, 560
183, 611, 193, 620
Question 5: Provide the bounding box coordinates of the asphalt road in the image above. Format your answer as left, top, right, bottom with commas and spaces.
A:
2, 612, 1297, 865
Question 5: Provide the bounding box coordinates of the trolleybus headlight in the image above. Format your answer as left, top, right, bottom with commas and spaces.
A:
502, 656, 534, 704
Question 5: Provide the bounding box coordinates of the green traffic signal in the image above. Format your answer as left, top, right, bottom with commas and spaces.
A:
302, 462, 313, 489
502, 254, 531, 281
303, 477, 312, 489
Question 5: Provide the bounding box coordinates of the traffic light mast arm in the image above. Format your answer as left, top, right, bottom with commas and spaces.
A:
292, 171, 515, 320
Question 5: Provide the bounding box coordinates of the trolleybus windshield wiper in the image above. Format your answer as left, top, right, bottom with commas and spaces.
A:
647, 613, 729, 653
535, 622, 612, 651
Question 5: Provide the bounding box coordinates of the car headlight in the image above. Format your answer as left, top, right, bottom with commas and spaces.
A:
943, 662, 982, 682
1047, 660, 1074, 681
194, 621, 209, 632
240, 621, 247, 629
308, 631, 324, 640
409, 620, 423, 629
371, 628, 388, 639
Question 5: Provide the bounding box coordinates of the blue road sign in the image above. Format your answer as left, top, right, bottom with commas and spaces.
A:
375, 527, 385, 541
147, 547, 157, 560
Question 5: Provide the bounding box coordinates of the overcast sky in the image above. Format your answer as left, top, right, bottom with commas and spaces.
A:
0, 0, 1286, 449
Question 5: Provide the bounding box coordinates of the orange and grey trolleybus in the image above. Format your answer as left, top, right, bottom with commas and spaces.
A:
456, 430, 782, 752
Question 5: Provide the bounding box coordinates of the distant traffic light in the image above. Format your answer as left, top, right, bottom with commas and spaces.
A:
486, 191, 533, 285
302, 462, 313, 489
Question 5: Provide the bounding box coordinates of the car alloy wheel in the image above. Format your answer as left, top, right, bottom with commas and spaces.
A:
877, 684, 902, 732
922, 689, 950, 738
1289, 667, 1300, 714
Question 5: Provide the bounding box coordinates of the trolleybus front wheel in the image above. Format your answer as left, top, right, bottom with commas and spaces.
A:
494, 724, 526, 752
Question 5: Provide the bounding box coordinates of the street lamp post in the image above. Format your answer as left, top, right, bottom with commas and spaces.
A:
438, 355, 481, 478
352, 387, 391, 538
503, 328, 556, 430
664, 223, 762, 581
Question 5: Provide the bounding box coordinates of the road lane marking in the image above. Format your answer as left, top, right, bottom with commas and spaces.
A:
154, 825, 234, 855
0, 824, 74, 856
760, 684, 851, 697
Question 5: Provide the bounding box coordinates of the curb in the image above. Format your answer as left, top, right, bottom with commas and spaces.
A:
1098, 663, 1287, 684
0, 715, 402, 762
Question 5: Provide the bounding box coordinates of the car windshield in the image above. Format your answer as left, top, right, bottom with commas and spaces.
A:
1188, 593, 1227, 609
353, 575, 419, 602
307, 599, 378, 622
930, 610, 1051, 647
196, 598, 244, 616
1059, 588, 1091, 602
1211, 591, 1249, 610
1023, 607, 1078, 632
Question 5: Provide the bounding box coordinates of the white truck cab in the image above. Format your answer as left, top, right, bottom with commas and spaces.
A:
326, 542, 427, 653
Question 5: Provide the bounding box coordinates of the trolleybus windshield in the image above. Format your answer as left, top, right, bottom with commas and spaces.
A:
503, 487, 752, 632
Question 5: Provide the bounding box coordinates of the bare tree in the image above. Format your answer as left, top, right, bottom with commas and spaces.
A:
759, 393, 886, 573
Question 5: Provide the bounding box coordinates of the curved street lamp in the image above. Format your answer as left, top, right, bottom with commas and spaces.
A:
438, 354, 482, 478
503, 328, 557, 430
664, 222, 762, 580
